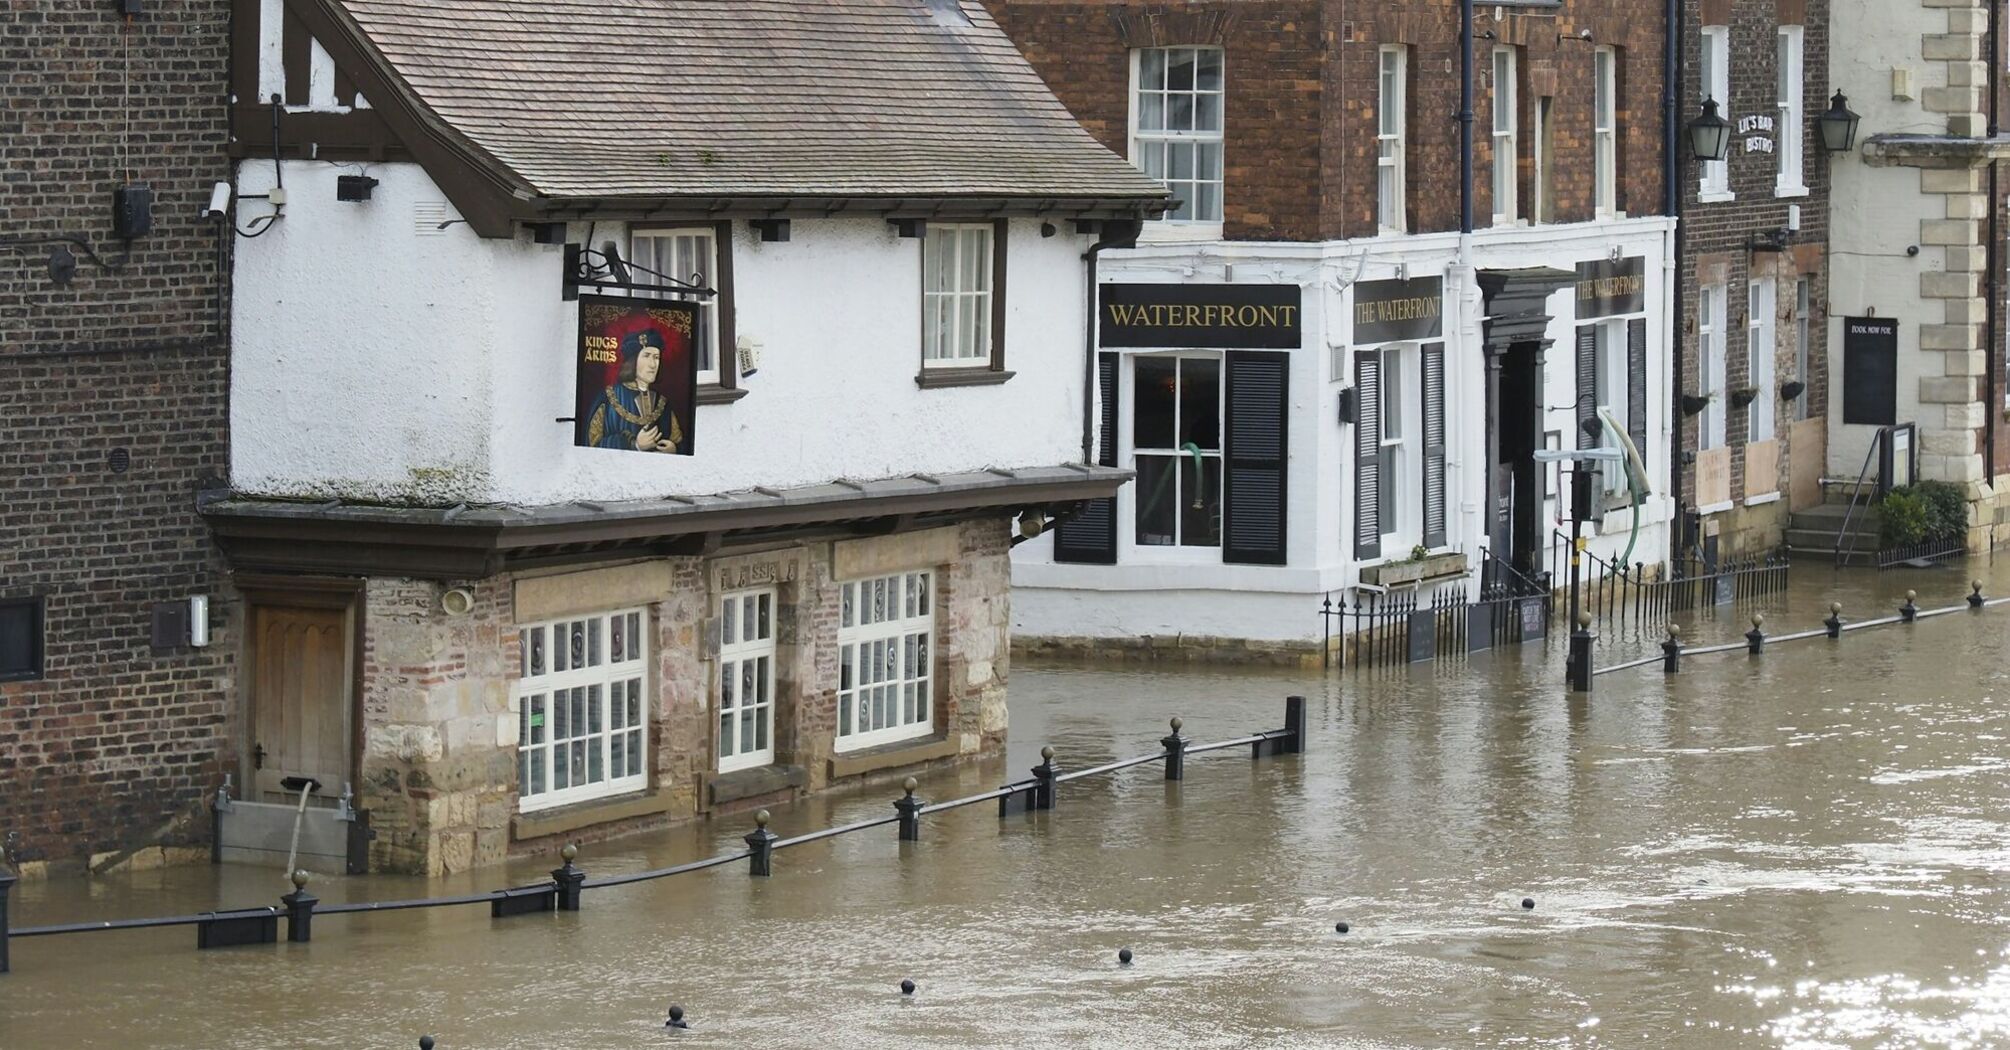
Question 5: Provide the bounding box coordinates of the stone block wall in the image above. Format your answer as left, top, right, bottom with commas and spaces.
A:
0, 2, 236, 869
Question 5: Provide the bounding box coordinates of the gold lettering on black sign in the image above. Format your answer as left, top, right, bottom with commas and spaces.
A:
1354, 295, 1442, 327
1104, 302, 1300, 329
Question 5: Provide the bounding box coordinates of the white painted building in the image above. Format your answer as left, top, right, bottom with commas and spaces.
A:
1013, 223, 1677, 657
207, 0, 1163, 874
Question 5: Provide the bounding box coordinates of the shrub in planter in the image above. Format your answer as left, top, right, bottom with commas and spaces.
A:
1878, 488, 1929, 548
1915, 480, 1967, 542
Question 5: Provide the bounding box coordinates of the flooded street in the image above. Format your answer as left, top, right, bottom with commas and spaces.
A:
5, 561, 2010, 1049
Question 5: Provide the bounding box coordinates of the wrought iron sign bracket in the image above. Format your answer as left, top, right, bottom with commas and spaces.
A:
563, 242, 717, 302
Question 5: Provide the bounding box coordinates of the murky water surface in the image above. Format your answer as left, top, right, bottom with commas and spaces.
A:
5, 562, 2010, 1049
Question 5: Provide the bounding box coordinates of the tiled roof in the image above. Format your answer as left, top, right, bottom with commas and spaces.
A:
328, 0, 1168, 205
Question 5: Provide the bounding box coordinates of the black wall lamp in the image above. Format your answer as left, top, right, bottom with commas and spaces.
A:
750, 218, 791, 242
1818, 91, 1862, 153
1688, 98, 1732, 162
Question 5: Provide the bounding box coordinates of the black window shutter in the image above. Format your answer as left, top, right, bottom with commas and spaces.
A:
1054, 352, 1120, 564
1421, 342, 1447, 549
1626, 317, 1649, 476
1575, 325, 1599, 449
1354, 352, 1383, 560
1224, 351, 1289, 565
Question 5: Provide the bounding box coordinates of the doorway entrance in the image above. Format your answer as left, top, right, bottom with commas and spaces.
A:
242, 581, 359, 805
1487, 342, 1543, 575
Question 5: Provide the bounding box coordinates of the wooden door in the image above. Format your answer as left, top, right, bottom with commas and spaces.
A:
248, 601, 354, 804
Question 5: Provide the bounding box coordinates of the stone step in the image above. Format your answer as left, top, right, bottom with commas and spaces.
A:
1784, 527, 1880, 553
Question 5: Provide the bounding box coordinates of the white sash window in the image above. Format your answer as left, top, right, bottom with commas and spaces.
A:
515, 610, 647, 812
717, 589, 776, 773
836, 571, 934, 751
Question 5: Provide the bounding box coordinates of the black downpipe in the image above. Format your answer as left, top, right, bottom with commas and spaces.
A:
1082, 223, 1139, 464
1664, 0, 1686, 535
1986, 1, 2002, 480
1459, 0, 1475, 235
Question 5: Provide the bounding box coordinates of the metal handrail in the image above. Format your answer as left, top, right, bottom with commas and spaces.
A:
1835, 423, 1907, 566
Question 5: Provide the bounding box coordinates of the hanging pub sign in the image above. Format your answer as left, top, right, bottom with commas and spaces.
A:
1099, 283, 1301, 349
575, 294, 699, 455
1842, 316, 1898, 426
1352, 276, 1444, 344
1575, 257, 1646, 318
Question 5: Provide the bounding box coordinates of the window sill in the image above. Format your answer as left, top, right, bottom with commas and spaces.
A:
1744, 491, 1783, 507
1695, 500, 1736, 516
828, 733, 959, 780
1774, 185, 1810, 199
511, 787, 669, 841
1697, 190, 1737, 204
707, 764, 807, 807
915, 368, 1014, 389
697, 385, 749, 406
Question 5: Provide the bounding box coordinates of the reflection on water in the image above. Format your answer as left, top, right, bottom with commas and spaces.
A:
2, 562, 2008, 1049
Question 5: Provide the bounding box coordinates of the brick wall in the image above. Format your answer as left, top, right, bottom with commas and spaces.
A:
0, 3, 235, 867
1677, 0, 1832, 552
982, 0, 1669, 241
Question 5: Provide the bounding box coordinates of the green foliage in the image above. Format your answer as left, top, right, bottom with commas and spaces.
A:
1409, 544, 1431, 562
1915, 480, 1967, 542
1878, 488, 1929, 547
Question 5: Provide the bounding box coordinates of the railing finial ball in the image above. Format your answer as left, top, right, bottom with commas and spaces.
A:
290, 868, 310, 890
1666, 622, 1681, 638
754, 809, 771, 829
1750, 613, 1764, 629
1576, 609, 1592, 628
560, 842, 577, 863
1040, 745, 1055, 762
1907, 589, 1918, 602
419, 1037, 436, 1050
1975, 580, 1985, 594
1831, 601, 1843, 614
1169, 716, 1183, 732
902, 776, 918, 796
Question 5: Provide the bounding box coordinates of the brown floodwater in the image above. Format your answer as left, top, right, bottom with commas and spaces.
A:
4, 560, 2009, 1049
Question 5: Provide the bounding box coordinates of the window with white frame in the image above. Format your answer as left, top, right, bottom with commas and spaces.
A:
1493, 47, 1519, 225
1367, 345, 1410, 540
1748, 278, 1778, 443
922, 223, 993, 366
837, 571, 934, 751
1533, 96, 1554, 223
629, 228, 720, 384
1776, 26, 1805, 194
1794, 277, 1813, 422
1378, 46, 1408, 233
1132, 47, 1224, 223
515, 610, 647, 812
1594, 47, 1618, 217
1593, 321, 1628, 494
1700, 26, 1731, 197
1132, 353, 1222, 547
1698, 282, 1728, 450
716, 589, 775, 773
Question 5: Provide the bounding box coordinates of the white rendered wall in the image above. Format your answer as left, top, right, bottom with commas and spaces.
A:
1013, 218, 1675, 644
232, 162, 1087, 505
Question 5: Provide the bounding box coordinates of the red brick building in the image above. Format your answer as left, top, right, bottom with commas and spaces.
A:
995, 1, 1688, 656
0, 2, 235, 871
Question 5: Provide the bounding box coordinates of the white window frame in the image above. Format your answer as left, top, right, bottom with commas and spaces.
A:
1533, 95, 1553, 224
1794, 276, 1813, 422
1698, 282, 1728, 450
1131, 352, 1225, 550
1591, 319, 1632, 495
1748, 278, 1778, 443
1130, 46, 1225, 227
1364, 344, 1415, 544
1776, 26, 1806, 196
1700, 26, 1732, 199
716, 588, 776, 774
628, 228, 720, 385
836, 571, 935, 752
922, 223, 993, 367
514, 609, 648, 813
1593, 47, 1618, 218
1378, 46, 1409, 234
1492, 47, 1519, 226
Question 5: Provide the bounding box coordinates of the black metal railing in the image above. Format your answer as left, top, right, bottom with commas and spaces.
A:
1320, 552, 1551, 672
1548, 533, 1789, 626
1875, 537, 1966, 570
1595, 581, 2001, 679
0, 697, 1309, 974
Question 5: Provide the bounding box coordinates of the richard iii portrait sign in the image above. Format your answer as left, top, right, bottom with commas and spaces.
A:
575, 294, 699, 455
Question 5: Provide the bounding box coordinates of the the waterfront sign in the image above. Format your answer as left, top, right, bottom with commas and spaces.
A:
1575, 257, 1646, 318
1098, 283, 1301, 349
1352, 276, 1445, 344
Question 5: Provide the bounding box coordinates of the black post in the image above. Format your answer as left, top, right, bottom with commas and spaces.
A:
551, 843, 585, 911
0, 857, 15, 974
1283, 695, 1306, 754
894, 777, 924, 842
1745, 613, 1766, 655
1032, 747, 1057, 810
1161, 718, 1186, 781
1901, 589, 1919, 623
1825, 601, 1844, 639
281, 869, 317, 943
1971, 580, 1986, 608
1565, 469, 1594, 692
744, 810, 778, 877
1661, 623, 1682, 673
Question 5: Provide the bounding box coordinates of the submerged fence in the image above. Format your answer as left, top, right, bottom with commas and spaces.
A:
1548, 533, 1789, 628
1323, 554, 1553, 671
0, 697, 1308, 974
1592, 582, 2005, 681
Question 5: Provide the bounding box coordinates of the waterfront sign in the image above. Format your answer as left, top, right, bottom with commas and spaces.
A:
1352, 276, 1445, 344
1098, 283, 1301, 349
1575, 257, 1646, 318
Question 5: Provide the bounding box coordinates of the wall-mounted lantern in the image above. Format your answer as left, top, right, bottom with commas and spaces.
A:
1818, 91, 1862, 153
1688, 98, 1732, 163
